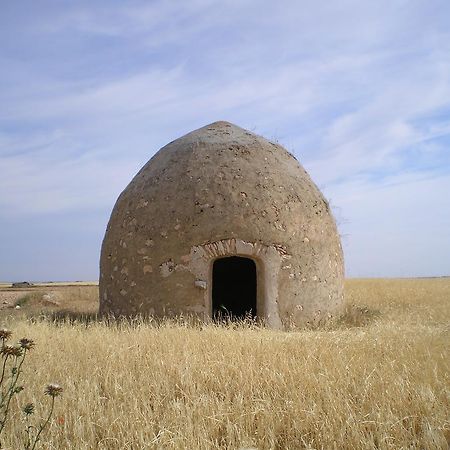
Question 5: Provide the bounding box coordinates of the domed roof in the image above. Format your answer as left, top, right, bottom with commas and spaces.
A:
100, 121, 344, 328
107, 121, 330, 246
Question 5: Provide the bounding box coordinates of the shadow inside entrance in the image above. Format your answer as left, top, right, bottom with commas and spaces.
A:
212, 256, 257, 321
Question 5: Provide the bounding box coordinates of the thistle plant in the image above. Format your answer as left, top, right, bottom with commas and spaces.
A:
0, 328, 62, 449
22, 383, 63, 450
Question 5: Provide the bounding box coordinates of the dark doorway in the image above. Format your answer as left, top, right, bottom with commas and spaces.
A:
212, 256, 257, 320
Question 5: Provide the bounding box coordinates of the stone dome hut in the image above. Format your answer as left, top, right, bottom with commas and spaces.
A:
99, 121, 344, 328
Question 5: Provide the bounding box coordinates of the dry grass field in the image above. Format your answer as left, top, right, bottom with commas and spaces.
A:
0, 278, 448, 449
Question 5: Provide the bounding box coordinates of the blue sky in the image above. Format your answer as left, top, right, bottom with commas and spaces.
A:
1, 0, 449, 281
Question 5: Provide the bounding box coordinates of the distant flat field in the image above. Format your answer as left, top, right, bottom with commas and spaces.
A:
0, 281, 99, 317
0, 278, 448, 449
0, 281, 98, 288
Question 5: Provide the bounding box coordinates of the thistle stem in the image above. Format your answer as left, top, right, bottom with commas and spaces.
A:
0, 355, 10, 399
0, 350, 27, 435
30, 396, 55, 450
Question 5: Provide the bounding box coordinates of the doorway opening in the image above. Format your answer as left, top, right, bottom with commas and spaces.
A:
212, 256, 257, 321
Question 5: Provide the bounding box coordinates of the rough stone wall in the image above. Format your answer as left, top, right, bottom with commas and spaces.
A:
99, 121, 344, 328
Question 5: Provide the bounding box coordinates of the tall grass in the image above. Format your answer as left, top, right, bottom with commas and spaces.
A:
1, 279, 448, 449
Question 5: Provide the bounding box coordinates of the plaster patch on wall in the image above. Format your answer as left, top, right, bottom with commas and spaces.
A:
195, 280, 207, 290
160, 260, 175, 277
180, 255, 190, 263
143, 265, 153, 274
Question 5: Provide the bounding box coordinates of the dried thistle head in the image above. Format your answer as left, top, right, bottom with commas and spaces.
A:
0, 345, 13, 356
23, 403, 35, 416
44, 384, 63, 398
0, 329, 12, 340
1, 345, 23, 357
19, 338, 35, 350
